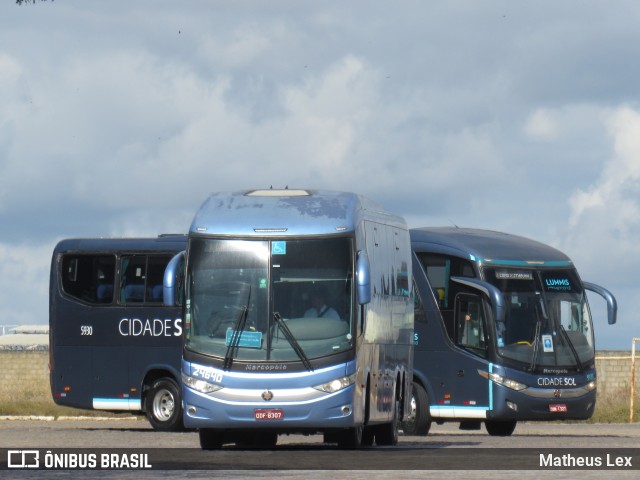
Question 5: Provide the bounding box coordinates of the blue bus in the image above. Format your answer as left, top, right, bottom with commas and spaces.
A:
49, 235, 187, 431
403, 227, 617, 436
163, 189, 414, 448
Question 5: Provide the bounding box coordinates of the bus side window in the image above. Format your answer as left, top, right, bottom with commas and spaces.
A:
61, 255, 116, 304
121, 256, 147, 303
120, 254, 173, 304
418, 254, 475, 310
147, 255, 172, 303
420, 254, 449, 308
414, 283, 427, 325
454, 294, 487, 355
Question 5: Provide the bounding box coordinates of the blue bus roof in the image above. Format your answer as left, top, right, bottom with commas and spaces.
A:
410, 227, 573, 267
190, 189, 407, 236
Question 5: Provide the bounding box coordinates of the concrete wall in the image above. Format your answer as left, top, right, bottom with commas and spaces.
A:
595, 350, 639, 395
0, 350, 50, 391
0, 349, 638, 400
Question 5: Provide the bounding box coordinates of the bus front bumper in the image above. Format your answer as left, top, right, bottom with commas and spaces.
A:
487, 383, 597, 421
182, 384, 358, 431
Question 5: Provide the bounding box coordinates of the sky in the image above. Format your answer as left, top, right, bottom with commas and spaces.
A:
1, 0, 638, 349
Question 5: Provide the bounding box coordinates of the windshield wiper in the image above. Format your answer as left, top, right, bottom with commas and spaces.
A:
273, 312, 313, 371
559, 325, 583, 373
223, 285, 251, 371
529, 317, 542, 372
529, 292, 546, 372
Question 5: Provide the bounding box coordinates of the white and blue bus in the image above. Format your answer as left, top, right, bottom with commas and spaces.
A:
49, 235, 187, 431
403, 227, 617, 437
163, 189, 414, 448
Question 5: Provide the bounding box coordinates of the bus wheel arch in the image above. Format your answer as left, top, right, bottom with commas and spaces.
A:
143, 374, 184, 431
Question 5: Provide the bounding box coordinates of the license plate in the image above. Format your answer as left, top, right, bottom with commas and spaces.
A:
254, 409, 284, 420
549, 404, 568, 413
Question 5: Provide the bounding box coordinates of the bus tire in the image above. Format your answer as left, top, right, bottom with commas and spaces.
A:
402, 382, 431, 436
362, 426, 375, 446
336, 424, 364, 449
485, 420, 517, 436
375, 398, 399, 446
145, 377, 184, 432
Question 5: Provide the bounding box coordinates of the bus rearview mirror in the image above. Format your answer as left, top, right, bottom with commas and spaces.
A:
356, 251, 371, 305
583, 281, 617, 325
163, 251, 185, 306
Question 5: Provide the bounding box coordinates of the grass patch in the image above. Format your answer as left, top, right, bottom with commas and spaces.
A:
1, 377, 638, 423
587, 387, 640, 423
0, 380, 136, 419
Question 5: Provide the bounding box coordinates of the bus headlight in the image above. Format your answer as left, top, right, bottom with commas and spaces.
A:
478, 370, 527, 392
313, 374, 356, 393
182, 372, 223, 394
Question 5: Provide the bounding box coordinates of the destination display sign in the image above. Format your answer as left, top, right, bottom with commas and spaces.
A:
495, 270, 533, 280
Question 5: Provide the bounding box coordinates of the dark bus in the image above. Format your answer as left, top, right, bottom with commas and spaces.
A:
403, 227, 617, 436
49, 235, 186, 431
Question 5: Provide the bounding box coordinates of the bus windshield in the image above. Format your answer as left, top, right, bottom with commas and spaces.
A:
484, 268, 595, 368
184, 237, 354, 363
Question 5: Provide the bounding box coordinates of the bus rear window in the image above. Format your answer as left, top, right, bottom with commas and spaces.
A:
61, 255, 116, 304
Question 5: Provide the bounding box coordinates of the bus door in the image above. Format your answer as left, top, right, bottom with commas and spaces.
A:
446, 293, 492, 420
414, 253, 491, 420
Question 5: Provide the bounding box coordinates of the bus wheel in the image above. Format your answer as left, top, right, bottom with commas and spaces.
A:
145, 377, 184, 431
402, 383, 431, 436
336, 424, 364, 449
361, 427, 375, 446
485, 420, 517, 436
375, 398, 399, 446
199, 429, 224, 449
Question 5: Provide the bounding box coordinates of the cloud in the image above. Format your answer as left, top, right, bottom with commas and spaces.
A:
524, 109, 559, 141
569, 106, 640, 233
2, 2, 640, 348
0, 242, 51, 326
556, 106, 640, 348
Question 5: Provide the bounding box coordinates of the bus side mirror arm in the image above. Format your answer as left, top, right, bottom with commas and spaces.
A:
450, 276, 506, 323
583, 281, 617, 325
356, 251, 371, 305
163, 251, 186, 306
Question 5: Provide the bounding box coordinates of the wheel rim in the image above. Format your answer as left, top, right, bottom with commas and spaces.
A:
404, 393, 417, 427
152, 388, 175, 422
409, 394, 417, 421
